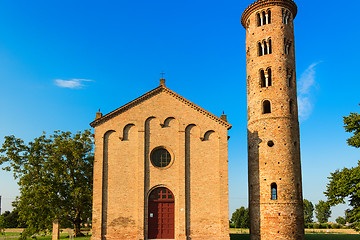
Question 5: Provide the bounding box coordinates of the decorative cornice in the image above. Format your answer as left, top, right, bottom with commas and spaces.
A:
90, 85, 232, 129
241, 0, 297, 28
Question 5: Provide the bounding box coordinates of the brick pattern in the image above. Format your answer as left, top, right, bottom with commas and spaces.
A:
91, 90, 230, 240
242, 0, 305, 239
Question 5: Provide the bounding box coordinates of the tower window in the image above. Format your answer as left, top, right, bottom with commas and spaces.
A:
260, 68, 272, 88
258, 38, 272, 56
284, 38, 292, 54
263, 100, 271, 114
271, 183, 277, 200
287, 69, 293, 87
289, 100, 293, 114
282, 9, 291, 24
260, 70, 266, 87
257, 10, 272, 27
267, 68, 272, 86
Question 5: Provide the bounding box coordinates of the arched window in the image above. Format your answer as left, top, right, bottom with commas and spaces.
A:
287, 69, 292, 87
271, 183, 277, 200
268, 10, 271, 24
268, 39, 272, 54
263, 100, 271, 114
257, 13, 261, 26
260, 70, 266, 87
258, 42, 263, 56
262, 11, 266, 25
264, 41, 268, 55
267, 68, 272, 87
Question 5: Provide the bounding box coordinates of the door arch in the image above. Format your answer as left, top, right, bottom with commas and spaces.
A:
148, 187, 175, 239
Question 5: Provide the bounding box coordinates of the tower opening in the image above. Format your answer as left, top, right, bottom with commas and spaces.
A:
258, 42, 263, 56
268, 10, 271, 24
267, 68, 272, 86
271, 183, 277, 200
257, 13, 261, 26
263, 100, 271, 114
268, 39, 272, 54
260, 70, 266, 87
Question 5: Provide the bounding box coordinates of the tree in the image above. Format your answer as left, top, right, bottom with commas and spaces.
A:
325, 107, 360, 231
343, 111, 360, 148
0, 209, 26, 228
336, 216, 346, 225
231, 207, 249, 228
303, 199, 314, 223
315, 200, 331, 223
0, 130, 94, 238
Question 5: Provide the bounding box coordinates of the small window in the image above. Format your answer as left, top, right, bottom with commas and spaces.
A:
268, 39, 272, 54
263, 100, 271, 114
151, 147, 172, 168
260, 70, 266, 87
257, 13, 261, 26
267, 68, 272, 86
258, 42, 263, 56
268, 10, 271, 24
264, 41, 268, 55
289, 100, 293, 114
267, 141, 274, 147
262, 11, 266, 25
271, 183, 277, 200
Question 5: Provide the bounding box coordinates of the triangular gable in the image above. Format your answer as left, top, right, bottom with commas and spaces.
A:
90, 85, 232, 129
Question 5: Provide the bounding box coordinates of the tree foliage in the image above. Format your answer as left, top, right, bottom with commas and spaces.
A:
315, 200, 331, 223
0, 130, 94, 238
303, 199, 314, 223
0, 209, 26, 228
325, 161, 360, 230
325, 107, 360, 231
336, 216, 346, 225
343, 111, 360, 148
231, 207, 249, 228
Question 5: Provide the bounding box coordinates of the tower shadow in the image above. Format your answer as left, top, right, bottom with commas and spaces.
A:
247, 129, 261, 240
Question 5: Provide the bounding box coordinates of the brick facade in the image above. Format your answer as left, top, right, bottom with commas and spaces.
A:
90, 82, 231, 240
241, 0, 305, 239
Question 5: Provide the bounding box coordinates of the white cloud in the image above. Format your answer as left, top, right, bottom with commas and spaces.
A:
297, 62, 321, 122
54, 79, 93, 89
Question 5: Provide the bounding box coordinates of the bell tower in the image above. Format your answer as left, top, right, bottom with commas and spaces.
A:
241, 0, 304, 239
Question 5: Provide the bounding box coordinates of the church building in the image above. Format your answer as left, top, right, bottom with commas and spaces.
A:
90, 79, 231, 240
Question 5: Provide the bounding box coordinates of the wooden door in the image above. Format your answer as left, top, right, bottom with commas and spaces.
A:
148, 187, 174, 239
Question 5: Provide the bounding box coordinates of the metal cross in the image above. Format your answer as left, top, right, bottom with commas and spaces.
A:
160, 72, 165, 78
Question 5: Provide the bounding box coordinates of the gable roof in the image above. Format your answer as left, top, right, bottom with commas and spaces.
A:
90, 85, 232, 129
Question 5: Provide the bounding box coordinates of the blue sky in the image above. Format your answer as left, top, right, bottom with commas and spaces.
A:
0, 0, 359, 222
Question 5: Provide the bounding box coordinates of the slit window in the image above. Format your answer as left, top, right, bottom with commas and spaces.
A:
263, 100, 271, 114
289, 100, 293, 114
271, 183, 277, 200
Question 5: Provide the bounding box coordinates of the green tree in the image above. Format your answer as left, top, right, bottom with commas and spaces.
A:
343, 110, 360, 148
303, 199, 314, 223
336, 216, 346, 225
0, 209, 26, 228
315, 200, 331, 223
0, 130, 94, 238
231, 207, 249, 228
325, 107, 360, 231
0, 215, 5, 235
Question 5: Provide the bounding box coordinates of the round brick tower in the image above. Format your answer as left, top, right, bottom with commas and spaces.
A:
241, 0, 304, 239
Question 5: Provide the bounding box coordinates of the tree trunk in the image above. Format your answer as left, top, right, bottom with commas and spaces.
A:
73, 212, 84, 237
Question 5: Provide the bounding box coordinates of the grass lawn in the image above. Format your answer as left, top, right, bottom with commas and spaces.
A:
230, 234, 360, 240
0, 232, 91, 240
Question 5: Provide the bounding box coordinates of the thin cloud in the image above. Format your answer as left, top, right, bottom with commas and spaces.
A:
54, 79, 93, 89
297, 62, 321, 122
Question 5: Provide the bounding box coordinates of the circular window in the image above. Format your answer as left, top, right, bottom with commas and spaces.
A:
151, 147, 172, 168
267, 140, 274, 147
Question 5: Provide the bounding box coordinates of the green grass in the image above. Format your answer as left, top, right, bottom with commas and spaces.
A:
0, 232, 91, 240
230, 234, 360, 240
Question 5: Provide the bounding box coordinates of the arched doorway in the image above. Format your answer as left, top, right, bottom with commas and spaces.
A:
148, 187, 175, 239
